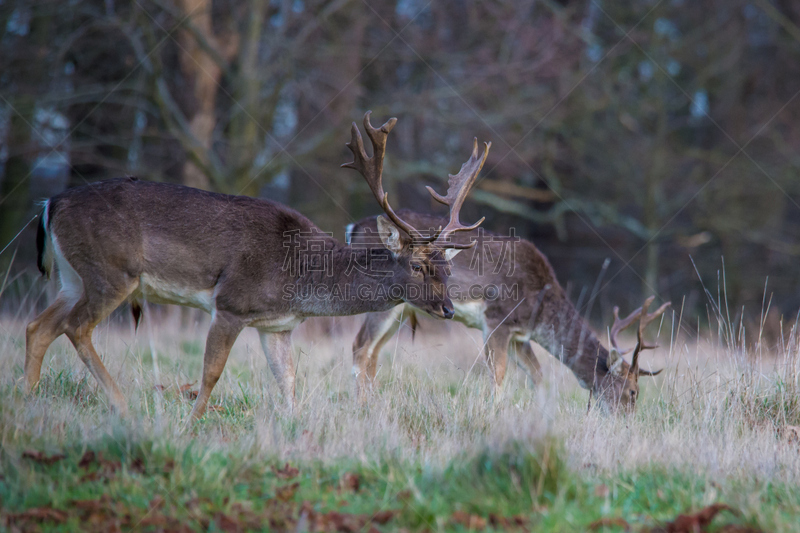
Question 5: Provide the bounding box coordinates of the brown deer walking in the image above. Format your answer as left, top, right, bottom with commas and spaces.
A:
348, 213, 669, 412
24, 112, 488, 421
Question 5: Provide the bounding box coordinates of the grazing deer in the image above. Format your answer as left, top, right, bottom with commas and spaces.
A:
24, 112, 488, 421
347, 213, 669, 412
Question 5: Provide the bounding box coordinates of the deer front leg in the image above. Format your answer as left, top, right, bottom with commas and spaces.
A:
484, 326, 513, 399
512, 340, 543, 386
188, 312, 244, 423
259, 330, 296, 412
352, 306, 405, 403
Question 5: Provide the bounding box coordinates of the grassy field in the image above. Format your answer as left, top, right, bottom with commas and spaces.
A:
1, 294, 800, 531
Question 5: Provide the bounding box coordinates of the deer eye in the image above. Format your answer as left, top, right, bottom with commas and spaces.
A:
411, 263, 424, 273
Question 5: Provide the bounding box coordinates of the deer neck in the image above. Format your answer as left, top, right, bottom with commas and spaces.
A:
531, 295, 610, 390
288, 238, 402, 316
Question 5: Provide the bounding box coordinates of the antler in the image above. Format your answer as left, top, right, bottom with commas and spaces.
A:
609, 296, 671, 375
426, 138, 490, 249
342, 112, 428, 242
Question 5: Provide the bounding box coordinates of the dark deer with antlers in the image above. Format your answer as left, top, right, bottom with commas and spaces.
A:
347, 213, 670, 412
25, 112, 487, 421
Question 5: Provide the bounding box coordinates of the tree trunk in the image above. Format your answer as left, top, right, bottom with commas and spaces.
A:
176, 0, 238, 190
0, 103, 33, 270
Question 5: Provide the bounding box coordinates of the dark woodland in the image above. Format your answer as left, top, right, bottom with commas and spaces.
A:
1, 0, 799, 328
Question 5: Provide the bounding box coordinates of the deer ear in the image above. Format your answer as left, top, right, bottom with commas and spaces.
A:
376, 215, 404, 254
606, 348, 625, 375
444, 248, 462, 261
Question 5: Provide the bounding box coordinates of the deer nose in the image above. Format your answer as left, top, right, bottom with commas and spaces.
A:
442, 304, 454, 319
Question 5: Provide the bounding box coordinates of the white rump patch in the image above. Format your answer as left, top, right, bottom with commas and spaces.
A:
51, 233, 84, 306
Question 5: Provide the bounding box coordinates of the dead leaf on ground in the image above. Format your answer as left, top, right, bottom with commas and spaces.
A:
180, 382, 197, 392
489, 513, 528, 530
594, 484, 610, 498
22, 450, 65, 465
130, 456, 146, 474
4, 507, 69, 524
214, 511, 246, 533
78, 450, 96, 468
272, 463, 299, 480
149, 495, 165, 511
716, 526, 764, 533
340, 472, 360, 493
648, 504, 739, 533
78, 451, 121, 483
370, 510, 397, 525
276, 482, 299, 501
588, 517, 631, 531
780, 425, 800, 444
451, 510, 487, 530
298, 501, 398, 533
207, 404, 225, 412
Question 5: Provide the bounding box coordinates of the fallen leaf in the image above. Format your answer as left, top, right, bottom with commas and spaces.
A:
340, 472, 361, 492
139, 513, 170, 527
370, 510, 397, 525
589, 517, 630, 531
272, 463, 299, 480
78, 452, 121, 483
782, 425, 800, 444
662, 504, 738, 533
6, 507, 69, 523
22, 450, 65, 465
276, 482, 299, 501
184, 390, 199, 400
451, 510, 487, 530
78, 450, 97, 468
149, 495, 165, 510
207, 405, 225, 412
296, 500, 397, 532
153, 384, 167, 392
489, 513, 528, 530
130, 457, 146, 474
594, 484, 610, 498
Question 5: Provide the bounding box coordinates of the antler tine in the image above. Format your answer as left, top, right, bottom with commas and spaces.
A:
609, 304, 643, 354
630, 297, 671, 373
342, 111, 428, 241
426, 138, 490, 249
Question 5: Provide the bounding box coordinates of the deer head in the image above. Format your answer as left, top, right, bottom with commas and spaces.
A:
342, 111, 489, 319
597, 296, 670, 412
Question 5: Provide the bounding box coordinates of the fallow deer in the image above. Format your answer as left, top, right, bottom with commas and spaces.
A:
24, 112, 488, 421
347, 213, 669, 412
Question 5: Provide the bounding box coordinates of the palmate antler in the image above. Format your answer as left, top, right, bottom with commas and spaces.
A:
608, 296, 671, 376
342, 111, 487, 249
426, 138, 490, 249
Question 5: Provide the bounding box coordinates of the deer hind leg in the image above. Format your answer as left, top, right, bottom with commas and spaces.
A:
512, 340, 543, 386
484, 326, 513, 399
259, 330, 296, 412
63, 283, 138, 416
352, 305, 406, 402
25, 297, 73, 392
188, 312, 244, 423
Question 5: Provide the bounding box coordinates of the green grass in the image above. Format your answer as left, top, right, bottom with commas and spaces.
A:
0, 434, 783, 532
1, 312, 799, 531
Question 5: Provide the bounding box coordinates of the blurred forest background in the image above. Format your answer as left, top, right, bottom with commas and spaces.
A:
1, 0, 799, 329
